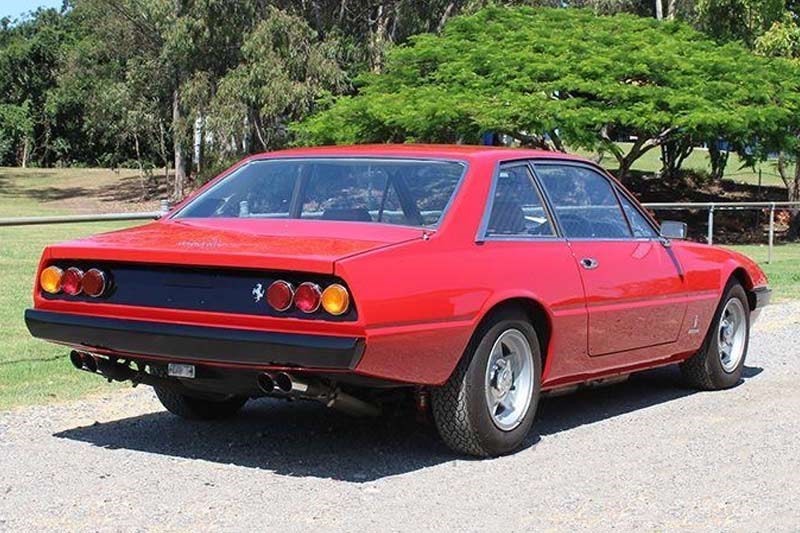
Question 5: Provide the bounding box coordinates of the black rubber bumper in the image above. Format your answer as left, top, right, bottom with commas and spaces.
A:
754, 287, 772, 309
25, 309, 364, 369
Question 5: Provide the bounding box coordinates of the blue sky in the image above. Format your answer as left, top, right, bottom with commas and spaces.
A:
1, 0, 63, 20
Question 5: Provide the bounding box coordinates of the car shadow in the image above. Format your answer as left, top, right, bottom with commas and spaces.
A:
54, 364, 763, 482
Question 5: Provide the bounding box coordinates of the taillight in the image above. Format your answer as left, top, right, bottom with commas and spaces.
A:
321, 284, 350, 316
40, 266, 64, 294
82, 268, 108, 298
266, 280, 294, 311
294, 282, 322, 313
62, 267, 84, 296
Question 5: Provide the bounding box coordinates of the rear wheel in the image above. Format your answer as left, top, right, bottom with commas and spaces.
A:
154, 386, 248, 420
431, 309, 541, 457
680, 281, 750, 390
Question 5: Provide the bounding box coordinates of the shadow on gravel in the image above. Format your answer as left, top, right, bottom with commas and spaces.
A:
54, 364, 762, 482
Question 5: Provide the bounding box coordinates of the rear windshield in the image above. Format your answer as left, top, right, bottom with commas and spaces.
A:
175, 158, 466, 228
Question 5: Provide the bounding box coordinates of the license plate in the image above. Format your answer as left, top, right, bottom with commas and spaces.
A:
168, 363, 196, 379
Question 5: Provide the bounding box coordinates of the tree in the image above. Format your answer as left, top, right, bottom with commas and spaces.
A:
296, 7, 800, 182
756, 14, 800, 238
694, 0, 785, 46
207, 7, 344, 162
0, 7, 79, 167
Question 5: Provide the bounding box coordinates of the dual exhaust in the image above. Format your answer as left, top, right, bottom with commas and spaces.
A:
70, 350, 98, 373
70, 350, 379, 418
257, 371, 379, 418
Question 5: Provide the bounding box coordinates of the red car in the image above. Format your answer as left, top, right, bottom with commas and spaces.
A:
26, 145, 770, 456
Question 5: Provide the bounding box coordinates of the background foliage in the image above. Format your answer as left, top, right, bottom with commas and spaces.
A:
1, 0, 799, 200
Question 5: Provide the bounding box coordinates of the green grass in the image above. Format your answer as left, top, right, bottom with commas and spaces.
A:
726, 244, 800, 302
0, 167, 797, 410
575, 143, 786, 189
0, 222, 140, 409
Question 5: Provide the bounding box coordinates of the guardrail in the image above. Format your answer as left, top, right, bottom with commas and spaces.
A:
641, 201, 800, 263
1, 200, 798, 263
0, 200, 171, 227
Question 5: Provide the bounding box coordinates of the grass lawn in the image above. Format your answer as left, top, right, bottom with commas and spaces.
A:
0, 167, 797, 410
0, 222, 141, 409
726, 244, 800, 302
0, 166, 161, 217
575, 143, 786, 189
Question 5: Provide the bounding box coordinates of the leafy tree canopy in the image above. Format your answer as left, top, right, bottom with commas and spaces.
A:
296, 6, 800, 179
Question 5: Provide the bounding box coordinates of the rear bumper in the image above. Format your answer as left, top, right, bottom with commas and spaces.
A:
25, 309, 364, 370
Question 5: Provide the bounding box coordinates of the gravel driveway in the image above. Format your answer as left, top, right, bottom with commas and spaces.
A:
1, 302, 799, 532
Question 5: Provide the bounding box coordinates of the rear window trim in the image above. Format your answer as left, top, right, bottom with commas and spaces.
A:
171, 156, 470, 231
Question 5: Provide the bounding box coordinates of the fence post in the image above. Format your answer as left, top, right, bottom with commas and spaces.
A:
768, 202, 775, 264
707, 204, 715, 245
160, 199, 170, 215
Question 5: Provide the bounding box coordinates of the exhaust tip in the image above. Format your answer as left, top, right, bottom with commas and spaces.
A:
257, 373, 275, 394
82, 354, 98, 373
274, 372, 293, 394
69, 350, 84, 370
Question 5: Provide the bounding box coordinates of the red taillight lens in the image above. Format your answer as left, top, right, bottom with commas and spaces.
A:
82, 268, 107, 298
267, 280, 294, 311
62, 267, 84, 296
294, 282, 322, 313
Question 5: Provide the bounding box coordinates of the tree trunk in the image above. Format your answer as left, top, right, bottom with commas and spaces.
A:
368, 5, 390, 73
660, 137, 693, 178
655, 0, 663, 19
667, 0, 676, 19
172, 88, 186, 200
20, 137, 29, 168
708, 141, 730, 181
781, 150, 800, 240
134, 132, 147, 198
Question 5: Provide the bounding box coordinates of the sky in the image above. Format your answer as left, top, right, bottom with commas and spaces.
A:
1, 0, 63, 20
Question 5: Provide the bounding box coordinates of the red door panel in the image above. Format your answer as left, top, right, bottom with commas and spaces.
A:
568, 240, 687, 356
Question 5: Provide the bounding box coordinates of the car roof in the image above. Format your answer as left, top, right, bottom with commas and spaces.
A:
253, 144, 591, 164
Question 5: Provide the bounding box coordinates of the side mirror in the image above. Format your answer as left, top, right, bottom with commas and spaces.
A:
660, 220, 688, 240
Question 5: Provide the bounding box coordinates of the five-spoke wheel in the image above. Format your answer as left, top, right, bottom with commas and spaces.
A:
432, 308, 541, 457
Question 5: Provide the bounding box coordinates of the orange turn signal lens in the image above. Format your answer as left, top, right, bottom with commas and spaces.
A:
40, 266, 64, 294
321, 284, 350, 316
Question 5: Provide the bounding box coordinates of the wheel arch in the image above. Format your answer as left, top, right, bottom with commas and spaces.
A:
470, 296, 552, 374
729, 266, 758, 310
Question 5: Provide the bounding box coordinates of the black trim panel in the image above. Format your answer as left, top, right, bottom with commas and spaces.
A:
25, 309, 363, 369
754, 287, 771, 309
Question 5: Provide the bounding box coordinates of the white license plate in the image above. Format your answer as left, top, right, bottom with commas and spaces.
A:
168, 363, 195, 379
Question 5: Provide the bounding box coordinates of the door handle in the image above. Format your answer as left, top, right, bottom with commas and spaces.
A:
580, 257, 599, 270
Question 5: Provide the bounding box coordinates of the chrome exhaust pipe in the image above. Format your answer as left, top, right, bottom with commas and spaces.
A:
275, 372, 380, 417
82, 353, 98, 373
275, 372, 311, 394
257, 373, 276, 394
69, 350, 97, 373
69, 350, 84, 370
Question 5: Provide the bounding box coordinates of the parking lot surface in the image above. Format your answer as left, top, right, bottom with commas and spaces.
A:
1, 302, 799, 532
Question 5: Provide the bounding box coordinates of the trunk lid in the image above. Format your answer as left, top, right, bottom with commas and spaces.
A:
46, 218, 426, 274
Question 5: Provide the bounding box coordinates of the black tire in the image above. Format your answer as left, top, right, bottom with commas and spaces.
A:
680, 280, 750, 390
431, 308, 542, 457
154, 386, 248, 420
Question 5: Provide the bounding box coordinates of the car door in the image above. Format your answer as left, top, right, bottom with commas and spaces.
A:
533, 161, 687, 356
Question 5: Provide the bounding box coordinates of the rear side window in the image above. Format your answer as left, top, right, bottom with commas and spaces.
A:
618, 192, 657, 238
534, 164, 631, 239
485, 165, 555, 237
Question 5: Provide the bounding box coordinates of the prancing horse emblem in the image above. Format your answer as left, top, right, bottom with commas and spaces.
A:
252, 283, 265, 303
688, 314, 700, 334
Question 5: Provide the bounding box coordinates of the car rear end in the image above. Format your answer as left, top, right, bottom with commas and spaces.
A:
24, 153, 467, 411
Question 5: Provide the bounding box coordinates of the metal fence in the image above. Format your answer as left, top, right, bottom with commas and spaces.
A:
642, 201, 800, 263
1, 199, 798, 263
